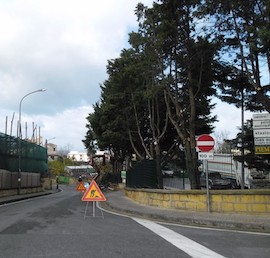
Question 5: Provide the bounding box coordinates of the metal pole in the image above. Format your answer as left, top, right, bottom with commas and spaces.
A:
241, 88, 245, 189
5, 116, 7, 135
18, 88, 46, 195
182, 170, 185, 190
205, 160, 210, 213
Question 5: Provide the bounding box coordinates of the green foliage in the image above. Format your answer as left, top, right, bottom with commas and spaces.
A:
83, 0, 220, 189
98, 163, 113, 174
48, 157, 74, 176
199, 0, 270, 112
215, 64, 266, 112
48, 160, 64, 176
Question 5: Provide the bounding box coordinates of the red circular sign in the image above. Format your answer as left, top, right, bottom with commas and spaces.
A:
196, 134, 215, 152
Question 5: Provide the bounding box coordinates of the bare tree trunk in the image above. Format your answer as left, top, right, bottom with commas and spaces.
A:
184, 141, 199, 189
154, 143, 163, 189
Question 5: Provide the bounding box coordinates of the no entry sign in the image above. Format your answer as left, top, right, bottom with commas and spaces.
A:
196, 134, 215, 152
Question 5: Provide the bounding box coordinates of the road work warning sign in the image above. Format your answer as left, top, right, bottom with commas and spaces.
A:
76, 182, 86, 192
81, 180, 106, 202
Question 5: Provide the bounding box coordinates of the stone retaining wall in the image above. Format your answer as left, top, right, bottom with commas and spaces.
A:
0, 177, 52, 198
125, 188, 270, 215
0, 187, 43, 198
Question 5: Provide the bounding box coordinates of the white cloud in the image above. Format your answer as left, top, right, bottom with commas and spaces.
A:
212, 100, 253, 139
40, 105, 94, 151
1, 105, 93, 152
0, 0, 156, 151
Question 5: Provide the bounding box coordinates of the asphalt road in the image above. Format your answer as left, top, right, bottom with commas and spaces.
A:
0, 185, 269, 258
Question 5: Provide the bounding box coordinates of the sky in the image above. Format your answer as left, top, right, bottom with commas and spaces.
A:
0, 0, 253, 152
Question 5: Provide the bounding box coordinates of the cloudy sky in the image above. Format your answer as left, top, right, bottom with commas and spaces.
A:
0, 0, 252, 152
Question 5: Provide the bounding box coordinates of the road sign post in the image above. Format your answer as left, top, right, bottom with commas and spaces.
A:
196, 134, 215, 213
81, 180, 106, 219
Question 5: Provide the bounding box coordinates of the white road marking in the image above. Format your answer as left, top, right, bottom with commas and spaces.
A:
133, 217, 226, 258
98, 203, 270, 236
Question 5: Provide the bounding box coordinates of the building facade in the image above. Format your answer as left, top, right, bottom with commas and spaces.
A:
67, 151, 89, 162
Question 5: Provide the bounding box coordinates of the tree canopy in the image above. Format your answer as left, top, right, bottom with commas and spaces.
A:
199, 0, 270, 111
83, 0, 270, 189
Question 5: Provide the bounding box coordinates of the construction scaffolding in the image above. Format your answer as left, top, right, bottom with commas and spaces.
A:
0, 132, 48, 174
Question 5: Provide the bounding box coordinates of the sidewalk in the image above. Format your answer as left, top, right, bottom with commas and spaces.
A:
101, 189, 270, 233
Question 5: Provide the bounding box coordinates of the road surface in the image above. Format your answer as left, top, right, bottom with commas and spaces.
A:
0, 185, 269, 258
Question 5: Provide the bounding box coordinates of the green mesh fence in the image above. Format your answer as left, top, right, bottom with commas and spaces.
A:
126, 160, 158, 188
0, 132, 48, 174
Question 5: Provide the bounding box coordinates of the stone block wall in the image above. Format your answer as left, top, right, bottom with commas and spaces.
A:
125, 188, 270, 215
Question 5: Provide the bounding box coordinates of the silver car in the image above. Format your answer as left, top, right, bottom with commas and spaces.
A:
200, 172, 232, 189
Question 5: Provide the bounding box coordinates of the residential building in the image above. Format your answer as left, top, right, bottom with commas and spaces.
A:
67, 151, 89, 163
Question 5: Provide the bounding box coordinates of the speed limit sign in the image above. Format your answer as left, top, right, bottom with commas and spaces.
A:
198, 152, 214, 160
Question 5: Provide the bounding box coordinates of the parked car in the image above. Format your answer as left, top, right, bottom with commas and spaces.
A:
162, 167, 174, 178
200, 172, 232, 189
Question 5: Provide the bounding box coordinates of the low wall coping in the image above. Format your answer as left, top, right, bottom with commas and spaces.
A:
125, 187, 270, 195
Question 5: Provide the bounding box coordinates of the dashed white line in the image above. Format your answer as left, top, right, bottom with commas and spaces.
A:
133, 217, 226, 258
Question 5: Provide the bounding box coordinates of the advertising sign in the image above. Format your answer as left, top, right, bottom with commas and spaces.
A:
253, 113, 270, 154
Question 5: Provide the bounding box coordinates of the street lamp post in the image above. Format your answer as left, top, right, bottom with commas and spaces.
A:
18, 88, 46, 195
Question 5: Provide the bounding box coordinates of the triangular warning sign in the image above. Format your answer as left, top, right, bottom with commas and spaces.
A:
76, 181, 86, 192
81, 180, 106, 202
